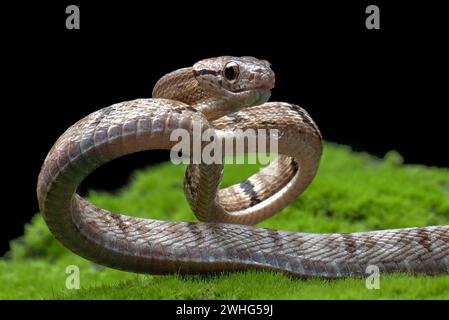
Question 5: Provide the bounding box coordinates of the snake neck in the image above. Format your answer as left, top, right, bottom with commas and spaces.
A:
152, 67, 246, 121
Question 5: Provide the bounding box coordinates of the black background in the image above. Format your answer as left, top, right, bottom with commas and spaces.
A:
2, 1, 448, 255
1, 300, 446, 317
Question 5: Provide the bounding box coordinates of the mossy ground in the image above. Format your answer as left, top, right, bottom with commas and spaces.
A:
1, 143, 448, 299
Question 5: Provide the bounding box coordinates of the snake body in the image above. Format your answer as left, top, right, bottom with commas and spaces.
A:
37, 56, 449, 277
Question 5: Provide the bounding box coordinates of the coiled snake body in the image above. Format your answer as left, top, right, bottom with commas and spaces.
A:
37, 56, 449, 277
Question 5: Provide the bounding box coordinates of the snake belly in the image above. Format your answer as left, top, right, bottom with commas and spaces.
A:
37, 57, 449, 277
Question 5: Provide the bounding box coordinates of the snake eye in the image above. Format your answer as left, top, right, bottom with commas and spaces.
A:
223, 62, 240, 82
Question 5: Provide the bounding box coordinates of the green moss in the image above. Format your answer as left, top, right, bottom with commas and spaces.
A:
2, 143, 448, 299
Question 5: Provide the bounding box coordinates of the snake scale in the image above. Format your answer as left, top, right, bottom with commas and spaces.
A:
37, 56, 449, 277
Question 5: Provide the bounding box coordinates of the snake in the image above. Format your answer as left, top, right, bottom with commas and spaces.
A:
37, 56, 449, 278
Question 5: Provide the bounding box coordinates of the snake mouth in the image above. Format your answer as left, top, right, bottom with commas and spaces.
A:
233, 83, 274, 93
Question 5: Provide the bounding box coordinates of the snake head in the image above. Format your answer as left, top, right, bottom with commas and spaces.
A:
193, 56, 275, 107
